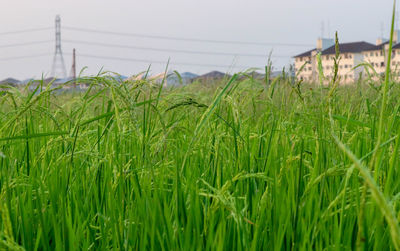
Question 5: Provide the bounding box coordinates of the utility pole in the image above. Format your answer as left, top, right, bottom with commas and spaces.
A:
70, 48, 76, 88
50, 15, 67, 78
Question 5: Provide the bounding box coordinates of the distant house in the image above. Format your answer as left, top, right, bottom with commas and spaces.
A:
294, 49, 316, 82
293, 30, 400, 83
365, 38, 400, 76
181, 72, 198, 80
126, 72, 149, 82
392, 43, 400, 70
321, 41, 375, 82
191, 71, 231, 83
362, 40, 388, 76
126, 71, 198, 87
0, 78, 20, 86
294, 38, 335, 82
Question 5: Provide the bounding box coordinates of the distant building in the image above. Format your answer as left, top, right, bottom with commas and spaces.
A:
294, 38, 335, 82
363, 40, 388, 76
364, 34, 400, 77
321, 41, 375, 82
191, 71, 231, 83
294, 30, 400, 83
392, 43, 400, 70
126, 71, 198, 86
0, 78, 21, 86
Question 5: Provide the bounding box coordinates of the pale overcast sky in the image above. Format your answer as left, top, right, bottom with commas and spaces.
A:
0, 0, 396, 80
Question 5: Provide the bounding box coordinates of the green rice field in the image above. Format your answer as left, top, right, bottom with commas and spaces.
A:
1, 67, 400, 250
1, 6, 400, 250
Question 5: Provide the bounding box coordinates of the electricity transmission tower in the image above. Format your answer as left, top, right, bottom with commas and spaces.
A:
50, 15, 67, 78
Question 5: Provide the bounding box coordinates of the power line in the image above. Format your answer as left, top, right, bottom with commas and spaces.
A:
0, 40, 53, 49
0, 53, 50, 61
63, 39, 291, 58
0, 27, 52, 36
63, 26, 313, 47
69, 53, 254, 69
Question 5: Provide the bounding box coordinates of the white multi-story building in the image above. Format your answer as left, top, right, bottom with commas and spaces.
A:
363, 40, 388, 75
320, 41, 375, 83
294, 38, 335, 82
294, 31, 400, 83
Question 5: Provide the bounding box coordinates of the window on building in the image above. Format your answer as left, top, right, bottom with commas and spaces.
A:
370, 52, 373, 56
308, 67, 312, 71
381, 62, 385, 67
376, 52, 379, 57
345, 65, 348, 68
380, 51, 383, 56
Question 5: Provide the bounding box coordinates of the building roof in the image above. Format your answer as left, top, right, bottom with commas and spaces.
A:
0, 78, 20, 85
391, 43, 400, 49
321, 41, 375, 55
293, 48, 316, 58
194, 71, 231, 80
363, 41, 390, 52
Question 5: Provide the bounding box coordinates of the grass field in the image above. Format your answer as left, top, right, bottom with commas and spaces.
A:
2, 6, 400, 251
1, 66, 400, 250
